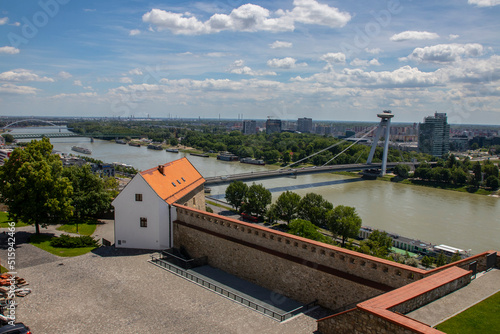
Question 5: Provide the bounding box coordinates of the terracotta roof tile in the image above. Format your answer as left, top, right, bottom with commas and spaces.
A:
141, 157, 205, 205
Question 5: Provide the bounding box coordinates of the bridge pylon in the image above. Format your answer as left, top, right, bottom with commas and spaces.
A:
366, 110, 394, 176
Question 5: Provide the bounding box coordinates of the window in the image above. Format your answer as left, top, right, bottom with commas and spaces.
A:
135, 194, 143, 201
193, 197, 196, 205
140, 217, 147, 228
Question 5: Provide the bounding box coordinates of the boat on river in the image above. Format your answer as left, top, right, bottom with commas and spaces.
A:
71, 146, 92, 154
166, 148, 179, 153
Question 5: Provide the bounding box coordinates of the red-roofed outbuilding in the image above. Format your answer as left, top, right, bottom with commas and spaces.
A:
112, 157, 205, 249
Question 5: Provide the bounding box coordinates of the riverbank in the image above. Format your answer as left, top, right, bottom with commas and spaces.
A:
332, 171, 499, 196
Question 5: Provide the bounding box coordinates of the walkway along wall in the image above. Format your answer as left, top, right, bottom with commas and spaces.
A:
174, 205, 424, 310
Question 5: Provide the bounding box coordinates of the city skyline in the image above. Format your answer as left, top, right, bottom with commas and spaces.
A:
1, 0, 500, 124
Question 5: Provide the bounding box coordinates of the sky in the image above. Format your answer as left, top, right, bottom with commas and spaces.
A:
1, 0, 500, 124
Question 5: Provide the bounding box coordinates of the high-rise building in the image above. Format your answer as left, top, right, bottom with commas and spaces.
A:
266, 119, 282, 134
242, 120, 257, 135
297, 117, 312, 133
418, 112, 450, 157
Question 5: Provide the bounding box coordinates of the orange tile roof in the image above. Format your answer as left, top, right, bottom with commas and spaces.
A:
140, 157, 205, 205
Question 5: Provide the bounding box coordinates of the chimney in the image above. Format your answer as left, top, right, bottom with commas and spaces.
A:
158, 165, 164, 175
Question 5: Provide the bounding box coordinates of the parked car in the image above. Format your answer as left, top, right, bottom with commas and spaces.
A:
0, 323, 31, 334
241, 212, 259, 223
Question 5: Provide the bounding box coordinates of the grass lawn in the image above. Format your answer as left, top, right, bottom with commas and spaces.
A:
435, 291, 500, 333
56, 219, 98, 236
0, 211, 29, 228
206, 200, 235, 212
29, 234, 97, 257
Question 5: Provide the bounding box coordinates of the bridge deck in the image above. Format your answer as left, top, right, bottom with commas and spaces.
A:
204, 162, 414, 185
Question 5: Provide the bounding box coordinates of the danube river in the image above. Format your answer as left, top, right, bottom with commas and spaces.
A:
11, 126, 500, 254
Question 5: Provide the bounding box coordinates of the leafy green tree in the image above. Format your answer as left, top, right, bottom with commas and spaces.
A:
451, 167, 468, 185
393, 164, 410, 179
472, 161, 482, 186
421, 256, 433, 269
225, 181, 248, 212
360, 230, 393, 257
62, 165, 112, 219
298, 193, 333, 228
436, 252, 448, 267
288, 219, 326, 242
483, 162, 499, 179
243, 183, 272, 219
282, 151, 291, 164
450, 251, 462, 263
1, 133, 14, 143
274, 191, 301, 223
327, 205, 362, 247
169, 138, 178, 146
0, 138, 73, 234
486, 175, 500, 190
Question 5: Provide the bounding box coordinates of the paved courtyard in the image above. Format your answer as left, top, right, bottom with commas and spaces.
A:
1, 223, 326, 334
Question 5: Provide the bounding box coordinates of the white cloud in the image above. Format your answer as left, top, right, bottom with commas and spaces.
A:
350, 58, 381, 67
73, 80, 82, 86
468, 0, 500, 6
229, 60, 276, 76
270, 41, 293, 49
365, 48, 381, 54
0, 46, 20, 54
0, 17, 8, 25
0, 84, 38, 95
142, 0, 351, 35
0, 69, 54, 82
58, 71, 72, 79
267, 57, 301, 69
206, 52, 228, 57
52, 92, 97, 99
449, 34, 460, 40
129, 68, 143, 75
405, 43, 484, 63
320, 52, 346, 64
129, 29, 141, 36
390, 31, 439, 42
119, 77, 133, 84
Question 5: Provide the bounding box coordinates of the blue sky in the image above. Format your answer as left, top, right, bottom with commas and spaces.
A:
1, 0, 500, 124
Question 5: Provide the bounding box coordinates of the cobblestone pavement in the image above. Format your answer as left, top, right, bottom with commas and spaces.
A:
407, 268, 500, 327
13, 249, 325, 334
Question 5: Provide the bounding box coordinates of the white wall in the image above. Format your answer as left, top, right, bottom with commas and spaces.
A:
113, 174, 168, 250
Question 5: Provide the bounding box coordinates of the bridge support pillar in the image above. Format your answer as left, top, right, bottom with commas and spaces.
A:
366, 110, 394, 176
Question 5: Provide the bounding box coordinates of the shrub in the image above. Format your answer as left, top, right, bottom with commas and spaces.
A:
50, 234, 99, 248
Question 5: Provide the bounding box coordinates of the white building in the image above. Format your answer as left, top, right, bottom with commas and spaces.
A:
112, 157, 205, 250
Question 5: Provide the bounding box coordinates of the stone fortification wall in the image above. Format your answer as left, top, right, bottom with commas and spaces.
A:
318, 266, 471, 334
173, 205, 428, 310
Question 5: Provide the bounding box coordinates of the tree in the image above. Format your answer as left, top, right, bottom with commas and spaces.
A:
421, 256, 433, 269
472, 161, 482, 186
393, 164, 410, 179
327, 205, 362, 247
298, 193, 333, 228
450, 251, 462, 263
0, 138, 73, 234
360, 230, 393, 258
62, 164, 112, 219
225, 181, 248, 212
243, 183, 272, 219
436, 252, 447, 267
483, 162, 499, 179
486, 175, 500, 190
1, 133, 14, 143
288, 219, 326, 242
274, 191, 301, 223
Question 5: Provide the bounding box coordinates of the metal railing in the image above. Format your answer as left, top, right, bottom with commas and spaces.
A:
150, 255, 317, 321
